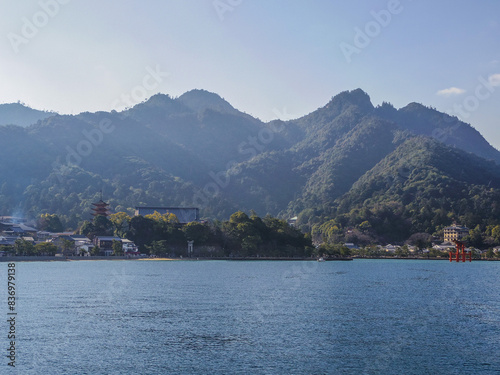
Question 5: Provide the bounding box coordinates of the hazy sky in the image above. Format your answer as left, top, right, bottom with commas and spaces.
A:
1, 0, 499, 147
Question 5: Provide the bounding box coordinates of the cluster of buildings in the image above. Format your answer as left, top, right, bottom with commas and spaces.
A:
0, 201, 144, 256
0, 216, 38, 251
343, 225, 500, 256
52, 234, 140, 257
0, 214, 141, 257
0, 203, 201, 257
369, 225, 483, 255
3, 202, 494, 258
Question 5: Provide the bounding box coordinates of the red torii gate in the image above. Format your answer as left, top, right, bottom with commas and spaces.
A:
450, 240, 472, 262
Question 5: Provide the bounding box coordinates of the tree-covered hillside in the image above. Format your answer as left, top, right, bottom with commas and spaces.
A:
1, 88, 500, 247
0, 102, 55, 127
312, 137, 500, 244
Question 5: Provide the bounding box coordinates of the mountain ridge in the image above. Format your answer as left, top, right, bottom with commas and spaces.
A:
1, 88, 500, 246
0, 103, 55, 127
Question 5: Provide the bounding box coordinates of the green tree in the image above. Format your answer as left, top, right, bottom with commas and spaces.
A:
241, 235, 262, 256
358, 220, 372, 232
91, 246, 100, 256
318, 243, 350, 258
35, 242, 58, 256
93, 215, 113, 236
1, 245, 15, 255
112, 239, 123, 256
127, 215, 156, 251
407, 233, 432, 252
142, 212, 184, 246
110, 212, 131, 238
145, 211, 179, 225
38, 214, 64, 232
182, 222, 211, 244
80, 220, 96, 239
219, 211, 312, 257
396, 245, 410, 257
464, 225, 484, 249
146, 240, 170, 257
60, 239, 75, 255
491, 225, 500, 243
14, 238, 36, 256
229, 211, 251, 224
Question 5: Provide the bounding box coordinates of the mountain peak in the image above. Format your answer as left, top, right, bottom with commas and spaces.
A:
177, 89, 237, 115
121, 93, 188, 118
0, 102, 55, 127
143, 93, 175, 106
319, 89, 374, 119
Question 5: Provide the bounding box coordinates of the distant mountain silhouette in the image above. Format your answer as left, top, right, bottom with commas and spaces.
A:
0, 103, 55, 127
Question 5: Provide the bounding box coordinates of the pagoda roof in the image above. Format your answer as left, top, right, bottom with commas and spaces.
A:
92, 200, 110, 206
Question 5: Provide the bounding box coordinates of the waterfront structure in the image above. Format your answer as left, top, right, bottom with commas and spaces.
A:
134, 207, 199, 224
443, 225, 469, 242
449, 240, 472, 262
51, 234, 77, 256
93, 236, 138, 256
384, 244, 398, 253
122, 239, 140, 256
344, 243, 359, 250
71, 235, 94, 256
433, 243, 456, 251
93, 236, 121, 256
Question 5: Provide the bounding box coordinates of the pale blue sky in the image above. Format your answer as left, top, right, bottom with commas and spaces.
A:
1, 0, 499, 147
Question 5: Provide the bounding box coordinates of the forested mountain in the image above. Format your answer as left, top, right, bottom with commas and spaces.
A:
0, 103, 55, 127
324, 137, 500, 244
1, 88, 500, 246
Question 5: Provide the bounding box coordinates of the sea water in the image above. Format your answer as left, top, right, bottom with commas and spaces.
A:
2, 259, 499, 374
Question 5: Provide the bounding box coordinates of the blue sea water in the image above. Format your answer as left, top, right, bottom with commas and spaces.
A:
2, 259, 500, 374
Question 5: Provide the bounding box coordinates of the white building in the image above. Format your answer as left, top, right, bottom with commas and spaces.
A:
122, 239, 140, 256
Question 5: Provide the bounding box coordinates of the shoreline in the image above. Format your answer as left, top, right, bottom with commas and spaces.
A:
0, 256, 353, 262
0, 255, 498, 262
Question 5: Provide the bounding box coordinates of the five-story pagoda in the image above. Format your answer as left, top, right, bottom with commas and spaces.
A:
91, 194, 110, 218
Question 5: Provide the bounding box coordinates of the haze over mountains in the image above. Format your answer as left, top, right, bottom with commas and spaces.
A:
0, 103, 55, 127
1, 88, 500, 243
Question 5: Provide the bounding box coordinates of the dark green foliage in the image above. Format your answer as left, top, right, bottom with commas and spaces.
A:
182, 222, 211, 244
80, 221, 95, 238
37, 214, 64, 232
126, 216, 156, 251
406, 233, 433, 250
1, 245, 15, 255
315, 137, 500, 244
2, 88, 500, 247
146, 240, 172, 257
35, 242, 58, 256
60, 239, 75, 255
14, 238, 35, 256
93, 215, 113, 236
317, 243, 351, 258
124, 211, 311, 257
112, 239, 123, 256
218, 211, 312, 257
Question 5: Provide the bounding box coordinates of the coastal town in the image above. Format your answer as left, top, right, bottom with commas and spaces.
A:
0, 199, 201, 258
1, 197, 499, 260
